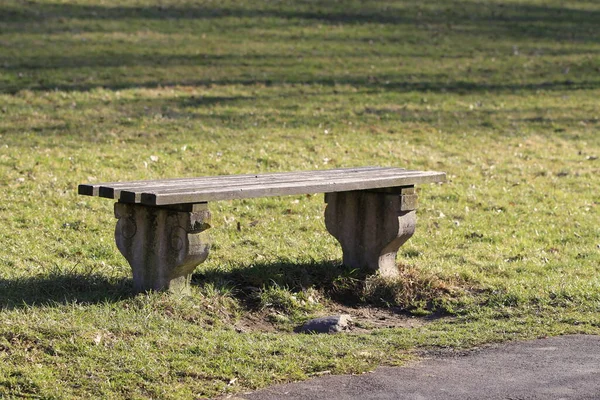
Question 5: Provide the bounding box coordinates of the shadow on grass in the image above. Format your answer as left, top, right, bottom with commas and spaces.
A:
0, 261, 359, 310
193, 260, 359, 307
0, 272, 134, 310
2, 0, 599, 43
7, 75, 598, 96
0, 259, 458, 318
2, 1, 599, 94
192, 259, 457, 313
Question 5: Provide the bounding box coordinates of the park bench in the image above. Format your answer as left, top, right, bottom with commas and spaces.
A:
78, 167, 445, 294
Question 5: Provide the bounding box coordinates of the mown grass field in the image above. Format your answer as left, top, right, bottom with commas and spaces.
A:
1, 0, 599, 398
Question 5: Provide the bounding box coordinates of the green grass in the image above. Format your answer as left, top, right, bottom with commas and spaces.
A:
1, 0, 599, 398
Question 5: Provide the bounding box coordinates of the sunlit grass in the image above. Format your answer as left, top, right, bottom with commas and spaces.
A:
1, 0, 599, 397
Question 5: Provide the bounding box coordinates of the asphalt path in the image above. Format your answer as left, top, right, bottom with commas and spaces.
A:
238, 335, 600, 400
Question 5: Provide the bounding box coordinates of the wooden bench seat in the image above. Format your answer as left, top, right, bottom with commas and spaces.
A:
79, 167, 445, 294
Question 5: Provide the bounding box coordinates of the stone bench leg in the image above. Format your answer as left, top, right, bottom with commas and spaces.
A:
324, 187, 417, 277
114, 202, 211, 294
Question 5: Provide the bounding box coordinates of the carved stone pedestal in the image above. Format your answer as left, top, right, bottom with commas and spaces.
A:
114, 202, 211, 294
324, 187, 417, 277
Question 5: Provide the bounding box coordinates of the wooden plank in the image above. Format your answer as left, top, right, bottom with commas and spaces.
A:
139, 171, 446, 205
117, 168, 416, 203
101, 166, 398, 200
79, 167, 398, 199
78, 167, 446, 205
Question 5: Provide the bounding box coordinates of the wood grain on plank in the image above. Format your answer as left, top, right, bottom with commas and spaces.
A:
117, 168, 424, 203
79, 167, 393, 197
78, 167, 446, 205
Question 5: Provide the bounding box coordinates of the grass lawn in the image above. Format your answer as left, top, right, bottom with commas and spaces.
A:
1, 0, 599, 398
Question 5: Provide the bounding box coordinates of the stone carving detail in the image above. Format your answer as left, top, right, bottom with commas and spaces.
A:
324, 188, 417, 277
120, 216, 137, 239
114, 203, 211, 294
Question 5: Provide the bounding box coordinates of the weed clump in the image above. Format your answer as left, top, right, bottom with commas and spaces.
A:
204, 261, 471, 322
328, 264, 468, 315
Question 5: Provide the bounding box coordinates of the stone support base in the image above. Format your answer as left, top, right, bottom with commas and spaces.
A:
324, 187, 417, 277
114, 202, 211, 294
